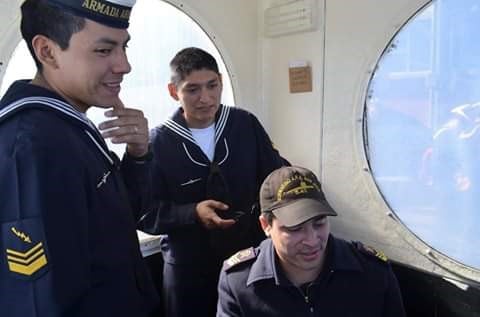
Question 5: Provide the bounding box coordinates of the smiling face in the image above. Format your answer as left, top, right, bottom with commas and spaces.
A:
44, 19, 131, 112
260, 215, 330, 286
168, 69, 222, 128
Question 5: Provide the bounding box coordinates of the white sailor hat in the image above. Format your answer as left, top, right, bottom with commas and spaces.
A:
46, 0, 136, 29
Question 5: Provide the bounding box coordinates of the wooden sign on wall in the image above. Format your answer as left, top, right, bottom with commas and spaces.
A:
289, 66, 312, 93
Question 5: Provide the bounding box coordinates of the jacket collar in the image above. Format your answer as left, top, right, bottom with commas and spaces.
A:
246, 235, 364, 286
163, 104, 231, 146
0, 80, 116, 166
0, 80, 89, 126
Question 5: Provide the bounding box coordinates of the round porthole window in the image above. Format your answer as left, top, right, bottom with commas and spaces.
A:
365, 0, 480, 269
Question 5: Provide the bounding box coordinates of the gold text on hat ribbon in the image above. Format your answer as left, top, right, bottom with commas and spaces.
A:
82, 0, 131, 20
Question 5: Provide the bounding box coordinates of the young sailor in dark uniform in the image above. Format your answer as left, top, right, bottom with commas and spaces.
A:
217, 166, 406, 317
139, 47, 287, 317
0, 1, 159, 316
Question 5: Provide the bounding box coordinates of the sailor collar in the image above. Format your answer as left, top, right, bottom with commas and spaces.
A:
163, 104, 231, 146
0, 81, 116, 166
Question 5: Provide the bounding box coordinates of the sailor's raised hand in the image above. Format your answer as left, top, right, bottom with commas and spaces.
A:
98, 99, 149, 158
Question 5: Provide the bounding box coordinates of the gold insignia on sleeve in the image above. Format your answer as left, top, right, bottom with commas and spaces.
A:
364, 244, 388, 262
6, 242, 48, 276
224, 248, 256, 270
11, 227, 32, 243
374, 249, 388, 262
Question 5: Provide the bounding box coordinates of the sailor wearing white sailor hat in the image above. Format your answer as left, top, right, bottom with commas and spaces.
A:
0, 1, 159, 316
19, 0, 150, 154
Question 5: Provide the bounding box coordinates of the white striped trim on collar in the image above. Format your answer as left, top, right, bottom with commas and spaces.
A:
215, 105, 230, 145
84, 130, 114, 165
164, 119, 196, 144
217, 138, 229, 165
181, 138, 229, 167
0, 97, 114, 166
181, 142, 208, 167
0, 97, 88, 124
163, 105, 231, 145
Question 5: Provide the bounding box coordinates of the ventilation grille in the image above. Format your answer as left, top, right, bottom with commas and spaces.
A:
264, 0, 318, 37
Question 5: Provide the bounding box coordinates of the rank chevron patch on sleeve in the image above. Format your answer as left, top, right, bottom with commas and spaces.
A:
6, 242, 48, 276
2, 218, 50, 279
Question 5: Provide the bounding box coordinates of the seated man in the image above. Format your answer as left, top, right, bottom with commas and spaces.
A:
217, 166, 406, 317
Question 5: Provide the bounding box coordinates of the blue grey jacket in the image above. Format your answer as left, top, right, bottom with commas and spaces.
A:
217, 236, 406, 317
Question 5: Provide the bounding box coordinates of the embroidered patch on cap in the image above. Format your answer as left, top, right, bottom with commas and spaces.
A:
2, 218, 50, 279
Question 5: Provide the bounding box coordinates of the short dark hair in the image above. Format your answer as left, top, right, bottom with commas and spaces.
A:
169, 47, 220, 85
262, 211, 275, 226
20, 0, 85, 71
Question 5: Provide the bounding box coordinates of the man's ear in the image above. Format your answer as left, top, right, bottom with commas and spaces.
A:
31, 35, 59, 69
168, 83, 179, 101
259, 214, 271, 237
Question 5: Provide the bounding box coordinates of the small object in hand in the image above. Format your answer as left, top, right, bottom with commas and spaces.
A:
219, 210, 245, 221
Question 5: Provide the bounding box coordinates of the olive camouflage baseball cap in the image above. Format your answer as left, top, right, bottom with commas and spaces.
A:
260, 166, 337, 227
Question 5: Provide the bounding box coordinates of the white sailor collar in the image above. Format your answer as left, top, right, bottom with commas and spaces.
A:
163, 104, 231, 146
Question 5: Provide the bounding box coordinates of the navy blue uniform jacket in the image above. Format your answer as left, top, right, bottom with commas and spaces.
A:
0, 81, 159, 317
141, 105, 286, 266
217, 236, 406, 317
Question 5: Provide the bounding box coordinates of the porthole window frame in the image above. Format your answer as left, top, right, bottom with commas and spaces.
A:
360, 0, 480, 282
